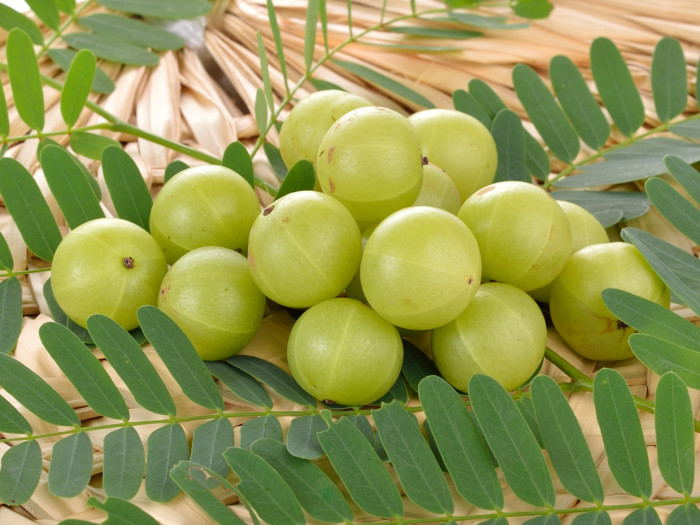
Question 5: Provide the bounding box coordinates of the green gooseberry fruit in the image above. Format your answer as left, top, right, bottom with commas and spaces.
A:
360, 206, 482, 331
50, 217, 168, 330
529, 200, 610, 303
408, 108, 497, 202
316, 106, 424, 228
279, 89, 372, 172
247, 191, 362, 309
157, 246, 266, 361
287, 297, 403, 406
412, 162, 462, 215
549, 242, 670, 361
458, 181, 572, 292
431, 282, 547, 392
149, 164, 260, 265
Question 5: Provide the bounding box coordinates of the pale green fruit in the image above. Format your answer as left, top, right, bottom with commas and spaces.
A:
408, 108, 497, 202
279, 89, 372, 171
361, 206, 482, 331
158, 247, 266, 361
431, 282, 547, 392
287, 297, 403, 406
50, 218, 167, 330
458, 181, 572, 291
529, 200, 609, 302
412, 162, 462, 215
316, 106, 423, 227
550, 242, 670, 361
247, 191, 362, 309
149, 164, 261, 265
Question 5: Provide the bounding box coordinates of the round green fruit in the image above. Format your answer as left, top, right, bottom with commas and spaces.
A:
412, 162, 462, 215
316, 106, 423, 227
149, 164, 260, 264
50, 218, 168, 330
360, 206, 482, 331
287, 297, 403, 406
408, 108, 497, 202
247, 191, 362, 309
549, 242, 670, 361
431, 282, 547, 392
458, 181, 572, 291
157, 246, 266, 361
279, 89, 371, 171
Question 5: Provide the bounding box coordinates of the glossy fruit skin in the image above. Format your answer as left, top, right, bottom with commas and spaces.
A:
279, 89, 371, 171
360, 206, 482, 331
408, 108, 497, 202
549, 242, 670, 361
316, 106, 424, 228
431, 282, 547, 392
458, 181, 572, 292
157, 246, 266, 361
149, 164, 261, 265
50, 218, 168, 330
247, 191, 362, 309
412, 162, 462, 215
529, 200, 609, 303
287, 297, 403, 406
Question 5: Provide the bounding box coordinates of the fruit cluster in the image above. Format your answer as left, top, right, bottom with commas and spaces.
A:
49, 90, 670, 407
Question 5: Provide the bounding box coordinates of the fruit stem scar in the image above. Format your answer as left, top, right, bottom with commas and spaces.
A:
122, 256, 135, 269
263, 205, 274, 216
422, 155, 429, 166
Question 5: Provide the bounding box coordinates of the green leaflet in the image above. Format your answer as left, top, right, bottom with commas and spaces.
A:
512, 0, 553, 20
222, 141, 255, 189
305, 0, 320, 71
665, 155, 700, 207
69, 130, 121, 160
629, 334, 700, 390
145, 423, 189, 502
670, 120, 700, 140
254, 88, 268, 140
285, 414, 328, 459
468, 78, 507, 120
239, 415, 283, 450
593, 368, 652, 499
622, 227, 700, 315
0, 392, 32, 434
43, 279, 93, 344
491, 108, 529, 182
87, 314, 176, 416
96, 0, 212, 19
549, 54, 610, 151
6, 28, 45, 132
39, 322, 130, 421
525, 131, 550, 181
137, 306, 224, 412
103, 427, 145, 500
668, 503, 700, 524
266, 0, 289, 91
56, 0, 75, 13
60, 49, 97, 128
169, 462, 246, 525
263, 142, 288, 180
622, 507, 662, 524
590, 37, 644, 137
318, 416, 404, 518
275, 159, 316, 199
373, 400, 454, 514
0, 440, 42, 505
257, 32, 274, 114
205, 361, 272, 409
0, 353, 79, 427
25, 0, 60, 30
332, 58, 435, 108
250, 438, 354, 523
163, 160, 189, 183
418, 375, 503, 510
530, 375, 604, 503
190, 418, 235, 488
223, 447, 307, 525
513, 63, 579, 164
0, 277, 22, 355
0, 232, 12, 271
40, 145, 105, 229
0, 5, 43, 45
387, 25, 482, 39
77, 14, 184, 50
226, 355, 317, 408
48, 433, 93, 498
655, 372, 695, 496
47, 49, 116, 94
88, 496, 162, 525
550, 190, 649, 227
0, 71, 8, 137
101, 146, 153, 231
571, 511, 613, 525
400, 339, 440, 392
62, 33, 160, 66
376, 374, 410, 405
646, 177, 700, 246
453, 88, 491, 128
651, 36, 687, 123
445, 12, 529, 30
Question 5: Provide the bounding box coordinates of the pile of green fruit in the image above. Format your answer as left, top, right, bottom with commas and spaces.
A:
49, 90, 670, 407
